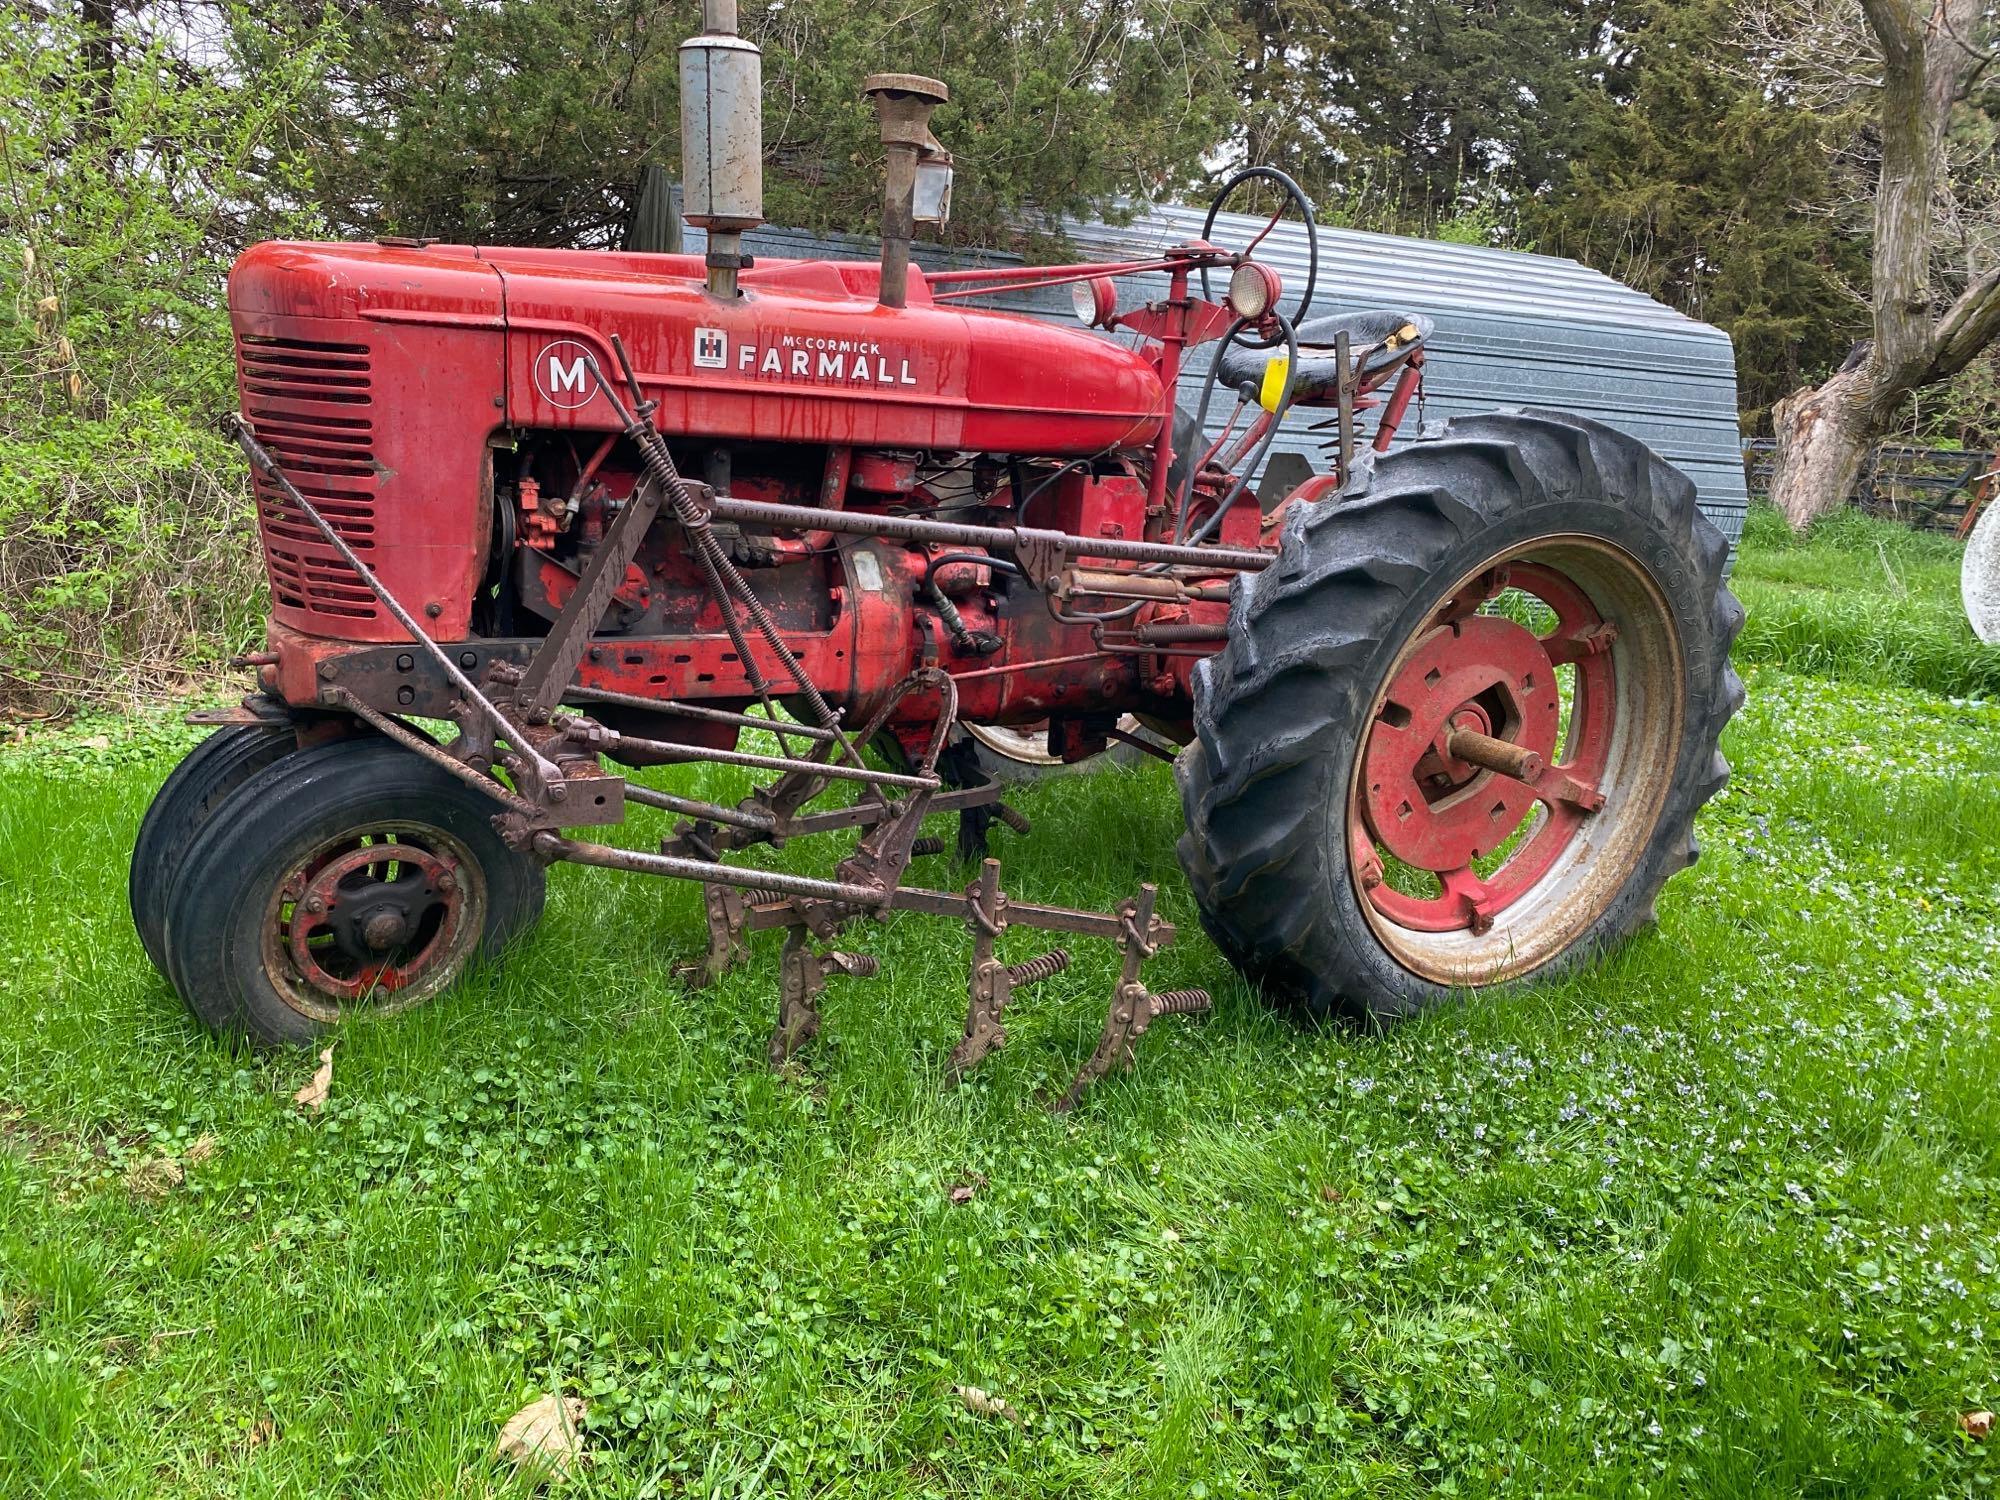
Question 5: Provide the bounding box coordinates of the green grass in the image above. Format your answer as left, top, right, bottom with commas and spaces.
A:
2, 508, 1997, 1497
1731, 505, 2000, 699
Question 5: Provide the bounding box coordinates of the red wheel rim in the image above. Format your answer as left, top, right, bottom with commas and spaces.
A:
261, 823, 485, 1022
1346, 538, 1683, 984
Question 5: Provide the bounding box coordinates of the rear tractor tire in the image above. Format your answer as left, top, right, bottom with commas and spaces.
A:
162, 735, 546, 1047
1177, 408, 1745, 1023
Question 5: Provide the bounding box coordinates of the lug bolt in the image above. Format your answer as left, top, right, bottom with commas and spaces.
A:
304, 894, 326, 914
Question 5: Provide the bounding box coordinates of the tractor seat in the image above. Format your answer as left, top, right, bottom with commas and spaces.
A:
1215, 310, 1434, 405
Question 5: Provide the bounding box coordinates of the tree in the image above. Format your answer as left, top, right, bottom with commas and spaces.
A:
255, 0, 1236, 252
1761, 0, 2000, 530
1531, 0, 1866, 421
1226, 0, 1614, 238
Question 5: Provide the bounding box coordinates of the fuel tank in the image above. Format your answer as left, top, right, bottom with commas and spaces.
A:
228, 240, 1167, 455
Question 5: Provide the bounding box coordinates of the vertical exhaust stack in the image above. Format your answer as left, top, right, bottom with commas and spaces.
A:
680, 0, 763, 297
863, 73, 949, 309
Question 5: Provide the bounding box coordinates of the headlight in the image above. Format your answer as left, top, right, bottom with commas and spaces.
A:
1070, 276, 1117, 328
1226, 262, 1282, 321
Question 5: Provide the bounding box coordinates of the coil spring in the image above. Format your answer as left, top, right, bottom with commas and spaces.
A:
910, 836, 947, 857
993, 803, 1032, 835
827, 952, 881, 978
1151, 987, 1212, 1016
1006, 949, 1071, 987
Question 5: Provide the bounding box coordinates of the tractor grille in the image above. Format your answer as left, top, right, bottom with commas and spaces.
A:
237, 334, 381, 622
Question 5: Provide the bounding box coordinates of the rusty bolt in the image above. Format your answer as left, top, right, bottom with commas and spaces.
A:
425, 602, 442, 619
304, 894, 326, 914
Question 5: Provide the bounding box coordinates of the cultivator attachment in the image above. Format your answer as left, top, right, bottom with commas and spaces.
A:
691, 844, 1202, 1107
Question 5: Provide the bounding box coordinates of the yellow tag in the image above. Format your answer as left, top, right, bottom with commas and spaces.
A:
1258, 355, 1290, 412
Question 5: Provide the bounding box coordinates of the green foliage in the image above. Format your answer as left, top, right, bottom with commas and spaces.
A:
1526, 0, 1868, 422
0, 5, 336, 708
1, 520, 1998, 1493
1231, 1, 1609, 242
271, 0, 1237, 251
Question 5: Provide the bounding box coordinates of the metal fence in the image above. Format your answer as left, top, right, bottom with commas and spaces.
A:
1743, 439, 1998, 533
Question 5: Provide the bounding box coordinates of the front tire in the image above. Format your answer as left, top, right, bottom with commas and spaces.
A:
1176, 408, 1745, 1023
130, 724, 296, 977
163, 736, 547, 1046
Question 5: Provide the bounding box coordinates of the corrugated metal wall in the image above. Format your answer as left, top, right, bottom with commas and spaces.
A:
682, 199, 1749, 547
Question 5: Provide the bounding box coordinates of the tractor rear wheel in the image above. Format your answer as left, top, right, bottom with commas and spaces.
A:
162, 736, 546, 1046
1177, 409, 1745, 1023
130, 724, 296, 977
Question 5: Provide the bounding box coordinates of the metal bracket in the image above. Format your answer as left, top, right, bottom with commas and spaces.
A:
770, 930, 880, 1069
513, 477, 676, 718
1056, 884, 1210, 1110
947, 859, 1071, 1080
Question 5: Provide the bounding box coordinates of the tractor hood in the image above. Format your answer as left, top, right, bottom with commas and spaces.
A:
229, 240, 1167, 457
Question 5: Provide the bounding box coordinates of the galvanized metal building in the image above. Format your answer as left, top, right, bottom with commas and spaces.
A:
678, 199, 1749, 548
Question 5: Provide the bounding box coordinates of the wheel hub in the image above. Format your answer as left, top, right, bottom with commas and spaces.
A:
1359, 614, 1560, 872
284, 841, 468, 1002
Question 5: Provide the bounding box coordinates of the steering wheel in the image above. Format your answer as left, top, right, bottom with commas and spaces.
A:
1199, 165, 1318, 350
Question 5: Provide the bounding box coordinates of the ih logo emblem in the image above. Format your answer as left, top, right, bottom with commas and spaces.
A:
533, 339, 597, 410
693, 327, 728, 369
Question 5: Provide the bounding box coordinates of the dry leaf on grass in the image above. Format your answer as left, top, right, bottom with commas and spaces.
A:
496, 1394, 586, 1479
948, 1170, 987, 1205
243, 1416, 278, 1451
123, 1155, 184, 1200
184, 1133, 219, 1167
954, 1385, 1025, 1428
1961, 1410, 1994, 1440
294, 1047, 335, 1112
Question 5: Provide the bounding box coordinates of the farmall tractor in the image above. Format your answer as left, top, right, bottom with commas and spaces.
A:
133, 3, 1744, 1104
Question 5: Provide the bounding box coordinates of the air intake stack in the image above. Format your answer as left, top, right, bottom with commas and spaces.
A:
864, 73, 950, 309
680, 0, 763, 297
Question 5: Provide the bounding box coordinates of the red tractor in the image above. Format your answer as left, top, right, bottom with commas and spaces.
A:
133, 4, 1742, 1103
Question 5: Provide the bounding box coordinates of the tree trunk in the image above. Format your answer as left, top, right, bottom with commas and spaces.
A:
79, 0, 116, 146
1770, 369, 1875, 530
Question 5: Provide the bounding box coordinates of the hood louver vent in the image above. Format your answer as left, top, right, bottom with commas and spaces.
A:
237, 334, 381, 622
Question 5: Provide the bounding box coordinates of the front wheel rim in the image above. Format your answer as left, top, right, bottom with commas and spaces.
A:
260, 821, 487, 1024
1346, 535, 1684, 985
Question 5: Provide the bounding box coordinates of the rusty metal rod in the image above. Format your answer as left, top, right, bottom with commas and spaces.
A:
560, 718, 938, 789
943, 651, 1109, 683
1066, 570, 1232, 603
1106, 726, 1178, 764
1445, 728, 1545, 783
563, 685, 839, 742
706, 497, 1273, 573
325, 687, 546, 819
536, 833, 890, 905
622, 783, 776, 831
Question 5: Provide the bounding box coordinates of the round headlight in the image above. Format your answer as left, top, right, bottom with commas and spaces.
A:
1226, 262, 1282, 321
1070, 276, 1118, 328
